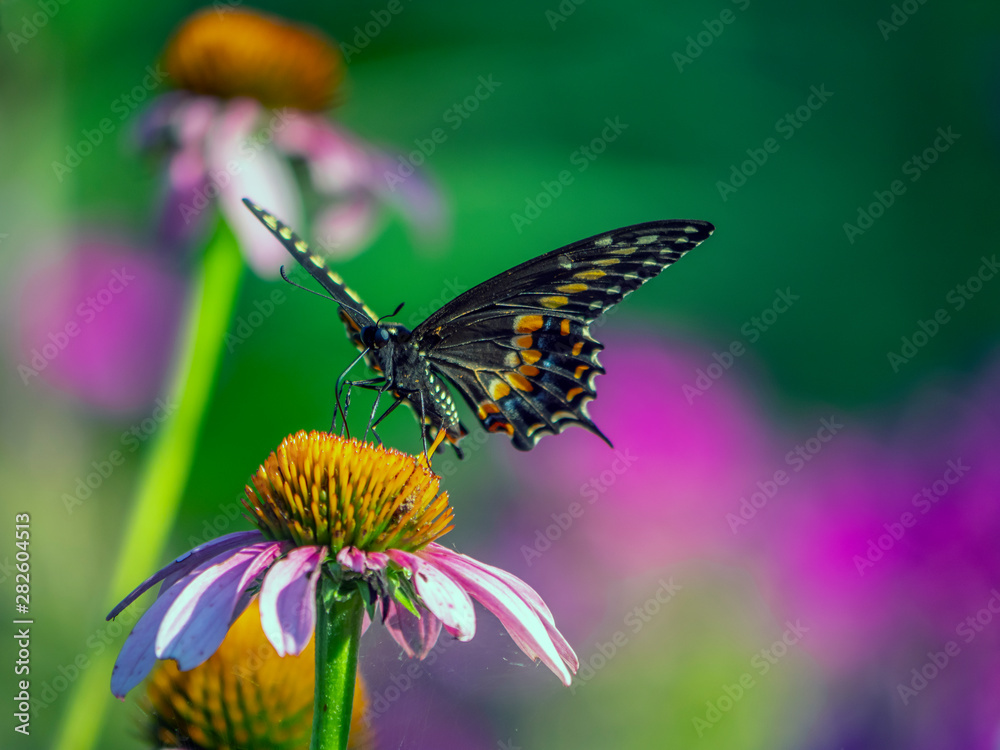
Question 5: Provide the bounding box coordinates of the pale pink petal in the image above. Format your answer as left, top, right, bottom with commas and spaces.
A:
259, 545, 326, 656
107, 531, 263, 620
313, 197, 379, 260
336, 546, 367, 573
204, 99, 303, 276
337, 546, 389, 573
109, 565, 201, 698
383, 598, 443, 659
156, 541, 287, 669
387, 549, 475, 640
274, 115, 373, 192
420, 545, 576, 685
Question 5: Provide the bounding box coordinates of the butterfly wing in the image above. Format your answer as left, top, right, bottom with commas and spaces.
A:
411, 220, 714, 450
242, 199, 378, 350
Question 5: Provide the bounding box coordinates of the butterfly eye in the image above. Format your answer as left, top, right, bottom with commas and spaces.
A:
377, 328, 391, 344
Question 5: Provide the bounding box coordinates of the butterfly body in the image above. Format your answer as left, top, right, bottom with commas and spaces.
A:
242, 198, 714, 454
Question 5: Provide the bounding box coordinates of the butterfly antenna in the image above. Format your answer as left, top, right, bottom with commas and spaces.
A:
376, 302, 405, 325
279, 266, 338, 303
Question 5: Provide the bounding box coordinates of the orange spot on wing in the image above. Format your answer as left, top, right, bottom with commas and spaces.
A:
488, 422, 515, 436
490, 381, 511, 400
515, 335, 534, 348
574, 364, 589, 379
560, 319, 571, 336
515, 315, 544, 333
519, 365, 540, 377
566, 387, 584, 400
521, 349, 543, 364
477, 402, 501, 419
572, 341, 584, 356
507, 373, 533, 391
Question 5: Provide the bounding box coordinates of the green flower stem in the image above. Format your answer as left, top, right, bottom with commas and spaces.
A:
311, 585, 364, 750
53, 220, 244, 750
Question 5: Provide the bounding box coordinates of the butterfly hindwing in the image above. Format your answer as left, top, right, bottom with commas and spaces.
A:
241, 199, 378, 350
412, 220, 714, 449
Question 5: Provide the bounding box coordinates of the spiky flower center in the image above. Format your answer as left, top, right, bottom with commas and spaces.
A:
244, 431, 453, 553
147, 600, 370, 750
164, 9, 344, 111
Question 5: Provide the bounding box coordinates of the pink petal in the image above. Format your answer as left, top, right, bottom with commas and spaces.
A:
204, 99, 303, 277
387, 550, 475, 640
155, 541, 287, 669
420, 545, 577, 685
259, 545, 326, 656
336, 546, 367, 573
313, 197, 379, 260
383, 598, 443, 659
107, 531, 263, 620
109, 565, 202, 698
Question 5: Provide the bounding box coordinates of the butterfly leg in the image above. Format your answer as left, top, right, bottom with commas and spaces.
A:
333, 349, 373, 435
368, 396, 405, 446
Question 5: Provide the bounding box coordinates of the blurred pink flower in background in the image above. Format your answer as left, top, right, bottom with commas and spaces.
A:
16, 238, 186, 414
511, 334, 776, 574
142, 8, 443, 276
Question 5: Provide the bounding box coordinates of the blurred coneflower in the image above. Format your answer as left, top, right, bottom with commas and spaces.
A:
146, 599, 371, 749
109, 431, 577, 749
147, 7, 441, 271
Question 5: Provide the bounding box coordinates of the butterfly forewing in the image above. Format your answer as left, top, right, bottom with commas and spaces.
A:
412, 220, 714, 449
241, 199, 379, 349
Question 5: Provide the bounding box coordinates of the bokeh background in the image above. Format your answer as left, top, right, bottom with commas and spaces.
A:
2, 1, 999, 748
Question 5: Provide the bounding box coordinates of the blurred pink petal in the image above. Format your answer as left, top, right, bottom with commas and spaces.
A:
16, 239, 186, 413
259, 545, 326, 656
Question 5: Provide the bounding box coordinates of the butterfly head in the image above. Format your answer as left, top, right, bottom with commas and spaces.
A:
359, 325, 392, 350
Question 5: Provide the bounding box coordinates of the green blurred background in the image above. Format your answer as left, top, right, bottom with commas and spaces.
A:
1, 0, 998, 748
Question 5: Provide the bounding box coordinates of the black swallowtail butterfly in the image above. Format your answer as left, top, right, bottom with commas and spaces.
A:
243, 198, 714, 457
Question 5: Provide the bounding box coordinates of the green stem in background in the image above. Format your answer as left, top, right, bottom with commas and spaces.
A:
311, 584, 364, 750
53, 220, 244, 750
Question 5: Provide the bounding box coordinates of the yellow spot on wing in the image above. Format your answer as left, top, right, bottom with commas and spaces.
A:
593, 259, 619, 267
611, 247, 636, 256
490, 381, 511, 400
279, 227, 293, 240
507, 373, 533, 391
522, 349, 543, 364
515, 315, 544, 333
574, 364, 589, 379
539, 295, 569, 309
557, 283, 588, 294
